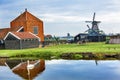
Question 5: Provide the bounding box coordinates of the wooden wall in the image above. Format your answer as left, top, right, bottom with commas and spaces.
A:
5, 40, 20, 49
109, 36, 120, 44
5, 39, 39, 49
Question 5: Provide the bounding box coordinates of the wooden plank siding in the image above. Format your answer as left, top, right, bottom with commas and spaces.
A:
5, 39, 39, 49
5, 40, 20, 49
109, 35, 120, 44
21, 39, 39, 49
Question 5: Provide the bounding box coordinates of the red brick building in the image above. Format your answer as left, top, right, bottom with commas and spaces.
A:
0, 9, 44, 49
11, 9, 44, 42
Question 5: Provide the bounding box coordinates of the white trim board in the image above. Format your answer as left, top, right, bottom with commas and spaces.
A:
17, 26, 24, 32
4, 32, 21, 40
29, 32, 41, 41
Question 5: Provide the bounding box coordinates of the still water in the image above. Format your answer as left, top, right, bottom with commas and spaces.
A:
0, 59, 120, 80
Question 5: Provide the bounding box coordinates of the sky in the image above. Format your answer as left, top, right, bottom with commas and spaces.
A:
0, 0, 120, 36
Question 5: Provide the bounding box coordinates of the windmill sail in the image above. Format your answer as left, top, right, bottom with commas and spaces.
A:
93, 12, 95, 21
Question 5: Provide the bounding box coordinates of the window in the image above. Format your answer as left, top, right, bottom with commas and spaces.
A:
77, 37, 79, 40
33, 26, 38, 34
81, 35, 85, 39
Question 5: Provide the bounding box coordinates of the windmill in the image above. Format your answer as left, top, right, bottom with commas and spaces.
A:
74, 12, 106, 42
84, 12, 106, 42
85, 12, 102, 35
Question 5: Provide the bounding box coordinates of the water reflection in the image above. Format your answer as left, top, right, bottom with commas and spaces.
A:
0, 59, 45, 80
1, 59, 120, 80
0, 58, 6, 66
43, 60, 120, 80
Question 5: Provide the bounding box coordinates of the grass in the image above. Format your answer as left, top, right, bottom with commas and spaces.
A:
0, 42, 120, 59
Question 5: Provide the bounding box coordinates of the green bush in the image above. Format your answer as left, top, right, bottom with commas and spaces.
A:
74, 54, 83, 59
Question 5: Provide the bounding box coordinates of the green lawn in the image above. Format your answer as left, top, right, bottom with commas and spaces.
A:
0, 42, 120, 58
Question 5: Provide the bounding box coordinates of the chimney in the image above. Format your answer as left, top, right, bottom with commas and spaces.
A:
25, 8, 27, 12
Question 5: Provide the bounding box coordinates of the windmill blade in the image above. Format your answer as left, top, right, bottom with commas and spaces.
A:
87, 25, 90, 29
85, 21, 92, 23
93, 12, 96, 21
85, 25, 91, 33
85, 30, 89, 32
99, 30, 104, 33
96, 21, 101, 23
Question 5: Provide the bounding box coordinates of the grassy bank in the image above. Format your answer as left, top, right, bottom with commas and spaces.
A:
0, 42, 120, 59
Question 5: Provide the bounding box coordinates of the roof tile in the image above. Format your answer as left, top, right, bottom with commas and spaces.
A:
0, 26, 23, 39
11, 32, 39, 39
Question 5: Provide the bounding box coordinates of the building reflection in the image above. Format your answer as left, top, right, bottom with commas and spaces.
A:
5, 59, 45, 80
0, 58, 6, 66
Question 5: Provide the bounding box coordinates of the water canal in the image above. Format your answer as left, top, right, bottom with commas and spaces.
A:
0, 59, 120, 80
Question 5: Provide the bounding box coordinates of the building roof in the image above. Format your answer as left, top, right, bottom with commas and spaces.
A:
4, 32, 40, 40
75, 33, 88, 37
0, 28, 10, 39
11, 9, 43, 23
45, 34, 52, 38
0, 26, 23, 39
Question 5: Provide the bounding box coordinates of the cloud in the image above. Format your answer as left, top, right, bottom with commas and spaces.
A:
98, 12, 120, 23
111, 0, 120, 4
0, 0, 120, 35
41, 13, 90, 23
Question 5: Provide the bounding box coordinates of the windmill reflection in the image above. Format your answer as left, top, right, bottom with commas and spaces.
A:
5, 59, 45, 80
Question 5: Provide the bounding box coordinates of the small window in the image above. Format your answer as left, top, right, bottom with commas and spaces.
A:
33, 26, 38, 34
77, 37, 79, 40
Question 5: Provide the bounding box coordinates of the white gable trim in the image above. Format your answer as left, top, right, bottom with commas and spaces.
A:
11, 63, 22, 71
4, 32, 21, 40
17, 26, 24, 32
5, 62, 23, 71
5, 62, 11, 70
29, 32, 41, 41
4, 32, 11, 40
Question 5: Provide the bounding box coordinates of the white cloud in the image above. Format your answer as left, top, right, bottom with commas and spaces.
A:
98, 12, 120, 23
42, 13, 90, 23
0, 0, 120, 35
111, 0, 120, 4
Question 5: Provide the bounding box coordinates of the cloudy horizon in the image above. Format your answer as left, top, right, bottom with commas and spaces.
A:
0, 0, 120, 36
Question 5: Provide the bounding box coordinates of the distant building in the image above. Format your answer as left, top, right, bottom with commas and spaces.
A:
74, 33, 106, 42
87, 34, 106, 42
0, 9, 44, 49
44, 34, 52, 41
109, 34, 120, 44
59, 33, 74, 43
74, 33, 88, 42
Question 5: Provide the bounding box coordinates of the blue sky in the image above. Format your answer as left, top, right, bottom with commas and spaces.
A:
0, 0, 120, 36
